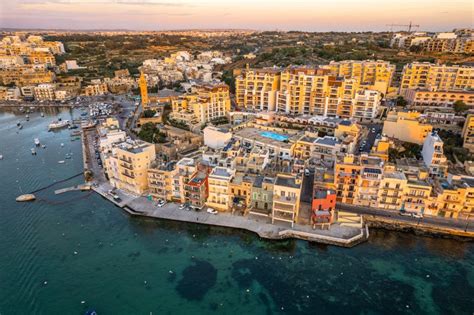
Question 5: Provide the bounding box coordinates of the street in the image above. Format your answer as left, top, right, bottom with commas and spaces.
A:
338, 203, 474, 232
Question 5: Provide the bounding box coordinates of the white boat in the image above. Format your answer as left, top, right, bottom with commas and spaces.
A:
42, 144, 46, 149
34, 138, 40, 146
31, 148, 36, 155
48, 120, 70, 131
60, 143, 64, 147
0, 155, 3, 160
41, 112, 44, 117
58, 160, 65, 164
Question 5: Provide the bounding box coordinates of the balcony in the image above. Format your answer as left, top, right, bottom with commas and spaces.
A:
121, 171, 135, 179
120, 163, 133, 170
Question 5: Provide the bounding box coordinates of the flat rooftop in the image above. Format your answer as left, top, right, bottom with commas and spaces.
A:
275, 176, 300, 189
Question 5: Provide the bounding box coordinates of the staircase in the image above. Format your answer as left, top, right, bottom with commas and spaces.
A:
337, 211, 364, 228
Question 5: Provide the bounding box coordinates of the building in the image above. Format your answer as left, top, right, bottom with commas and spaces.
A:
334, 155, 361, 204
325, 60, 395, 94
421, 132, 448, 178
184, 165, 209, 209
354, 155, 384, 207
249, 176, 275, 217
405, 89, 474, 108
271, 174, 302, 227
351, 89, 381, 119
104, 140, 156, 195
462, 115, 474, 153
171, 83, 231, 126
382, 111, 433, 144
34, 83, 56, 101
235, 67, 280, 111
399, 63, 474, 95
203, 126, 232, 149
139, 71, 149, 106
207, 167, 235, 211
377, 171, 407, 210
311, 189, 336, 226
148, 161, 177, 201
84, 83, 108, 96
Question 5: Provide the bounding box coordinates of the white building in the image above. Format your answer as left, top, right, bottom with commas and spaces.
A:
352, 89, 381, 119
203, 126, 232, 149
421, 132, 448, 178
207, 167, 235, 211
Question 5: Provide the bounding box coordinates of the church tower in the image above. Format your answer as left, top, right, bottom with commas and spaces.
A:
139, 71, 149, 106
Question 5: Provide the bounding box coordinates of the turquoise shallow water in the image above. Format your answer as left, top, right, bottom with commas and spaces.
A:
0, 109, 473, 315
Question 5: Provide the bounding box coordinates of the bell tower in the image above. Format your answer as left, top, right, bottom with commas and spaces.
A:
139, 71, 149, 106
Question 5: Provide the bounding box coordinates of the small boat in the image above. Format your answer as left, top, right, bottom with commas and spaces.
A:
42, 144, 46, 149
48, 120, 70, 131
65, 155, 72, 159
16, 121, 21, 126
60, 143, 64, 147
58, 160, 65, 164
41, 113, 44, 117
18, 125, 23, 130
26, 114, 29, 121
16, 194, 36, 202
31, 148, 36, 155
68, 124, 79, 130
81, 112, 88, 117
0, 155, 3, 160
34, 138, 40, 146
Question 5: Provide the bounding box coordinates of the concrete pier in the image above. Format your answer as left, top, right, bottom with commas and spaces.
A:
91, 182, 367, 247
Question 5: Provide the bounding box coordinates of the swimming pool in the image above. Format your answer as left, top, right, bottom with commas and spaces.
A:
260, 131, 289, 142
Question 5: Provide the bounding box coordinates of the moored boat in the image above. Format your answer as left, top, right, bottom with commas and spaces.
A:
48, 120, 70, 131
16, 194, 36, 202
34, 138, 40, 146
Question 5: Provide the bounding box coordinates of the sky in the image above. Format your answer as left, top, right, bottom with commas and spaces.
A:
0, 0, 472, 32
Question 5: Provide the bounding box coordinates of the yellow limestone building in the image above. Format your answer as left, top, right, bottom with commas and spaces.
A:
104, 140, 156, 195
382, 111, 433, 145
325, 60, 396, 95
234, 66, 280, 111
171, 83, 231, 126
399, 62, 474, 95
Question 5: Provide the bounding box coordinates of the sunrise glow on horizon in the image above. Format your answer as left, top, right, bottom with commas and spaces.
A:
0, 0, 472, 31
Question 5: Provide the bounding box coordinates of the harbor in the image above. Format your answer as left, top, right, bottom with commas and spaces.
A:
2, 105, 474, 315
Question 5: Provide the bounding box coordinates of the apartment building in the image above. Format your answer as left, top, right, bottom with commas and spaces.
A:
370, 136, 390, 162
173, 158, 197, 203
184, 166, 209, 209
277, 67, 333, 115
271, 174, 302, 227
377, 171, 407, 210
34, 83, 56, 101
334, 155, 362, 205
405, 89, 474, 108
421, 132, 448, 178
435, 175, 474, 219
400, 63, 474, 95
401, 176, 433, 215
351, 89, 381, 119
84, 83, 108, 96
354, 156, 384, 208
229, 173, 254, 213
171, 83, 231, 126
325, 60, 395, 94
249, 176, 275, 217
207, 167, 235, 211
234, 67, 280, 111
382, 111, 433, 144
462, 115, 474, 153
105, 140, 156, 195
0, 65, 55, 86
25, 51, 56, 67
147, 161, 177, 201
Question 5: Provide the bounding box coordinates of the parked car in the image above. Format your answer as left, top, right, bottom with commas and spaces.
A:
399, 211, 412, 217
206, 208, 218, 215
412, 213, 423, 219
304, 169, 310, 176
157, 199, 166, 207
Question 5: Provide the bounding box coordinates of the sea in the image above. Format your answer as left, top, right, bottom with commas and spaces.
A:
0, 108, 473, 315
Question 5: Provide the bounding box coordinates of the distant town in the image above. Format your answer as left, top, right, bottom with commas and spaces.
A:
2, 28, 474, 244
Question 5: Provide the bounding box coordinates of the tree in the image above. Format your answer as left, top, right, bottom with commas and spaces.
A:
453, 100, 468, 114
395, 96, 408, 107
143, 109, 157, 118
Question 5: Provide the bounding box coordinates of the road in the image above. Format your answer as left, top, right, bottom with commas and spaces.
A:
338, 203, 474, 233
359, 123, 383, 153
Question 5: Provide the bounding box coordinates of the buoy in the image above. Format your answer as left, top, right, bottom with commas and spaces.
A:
44, 281, 48, 285
74, 251, 78, 255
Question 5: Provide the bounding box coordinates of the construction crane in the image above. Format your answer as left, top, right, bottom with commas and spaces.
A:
386, 21, 420, 33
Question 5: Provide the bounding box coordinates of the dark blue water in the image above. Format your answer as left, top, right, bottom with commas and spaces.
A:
0, 109, 473, 314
